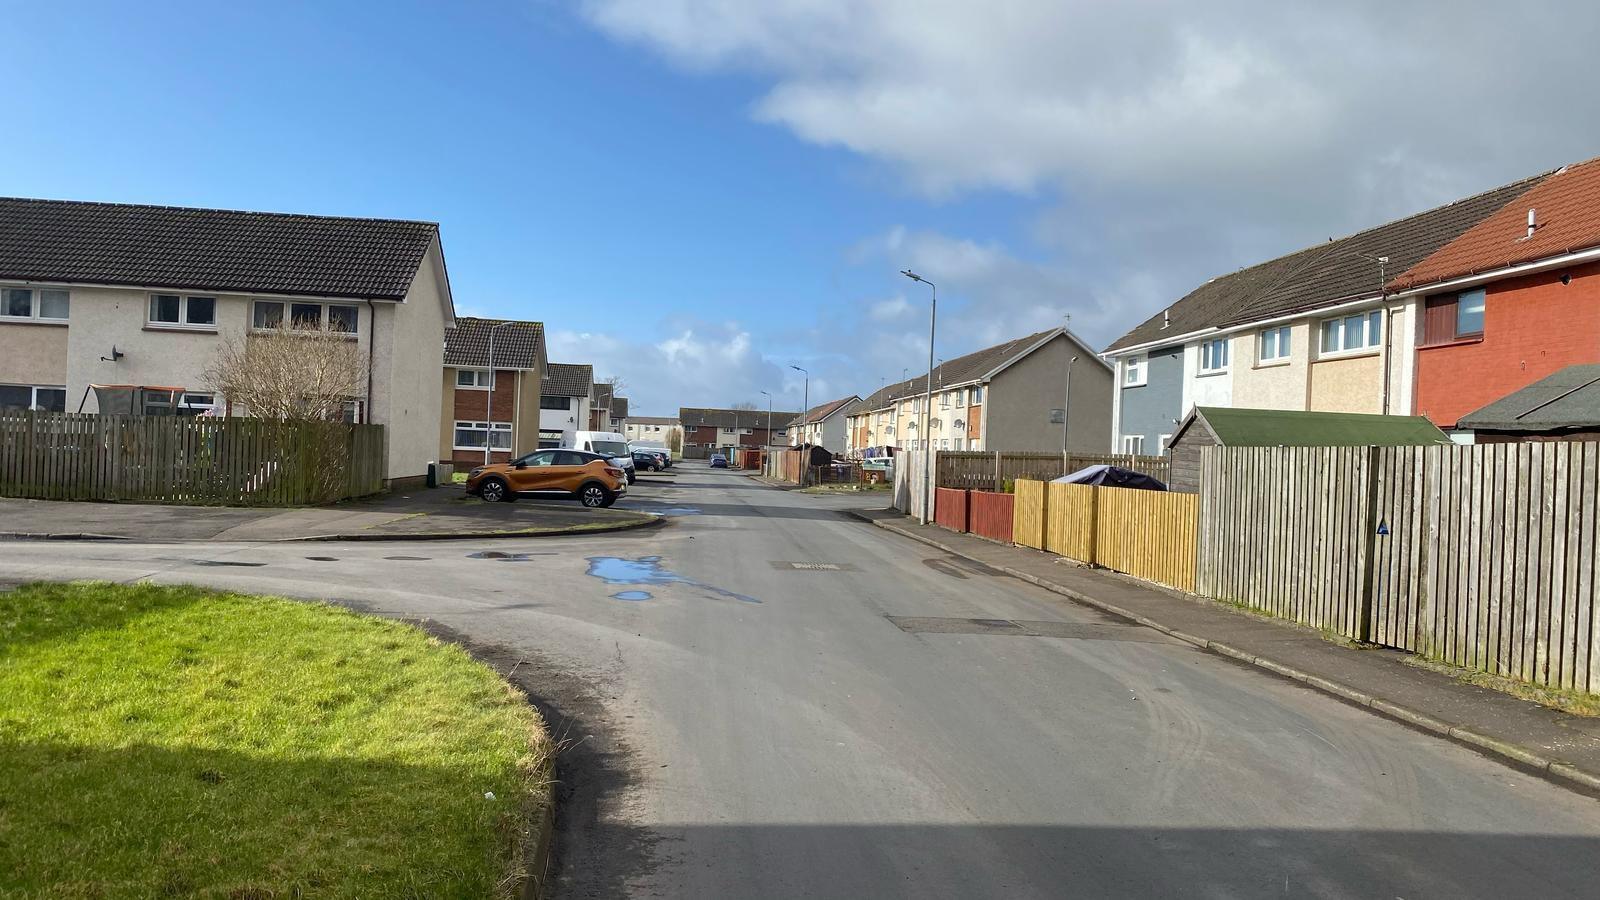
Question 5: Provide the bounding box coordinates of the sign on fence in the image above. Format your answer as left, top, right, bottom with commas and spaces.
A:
0, 412, 386, 507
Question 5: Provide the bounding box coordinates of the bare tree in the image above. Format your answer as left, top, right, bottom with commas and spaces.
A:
599, 375, 627, 394
667, 428, 683, 454
204, 323, 367, 423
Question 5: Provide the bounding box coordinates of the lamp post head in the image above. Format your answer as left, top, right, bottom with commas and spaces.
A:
900, 269, 926, 284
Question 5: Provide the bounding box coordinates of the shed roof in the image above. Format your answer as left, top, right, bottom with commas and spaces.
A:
1175, 406, 1451, 448
0, 196, 439, 301
1457, 365, 1600, 431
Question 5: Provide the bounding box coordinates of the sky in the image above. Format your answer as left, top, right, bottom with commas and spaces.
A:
4, 1, 1600, 416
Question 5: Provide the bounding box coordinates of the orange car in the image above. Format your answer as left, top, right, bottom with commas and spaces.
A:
465, 449, 628, 507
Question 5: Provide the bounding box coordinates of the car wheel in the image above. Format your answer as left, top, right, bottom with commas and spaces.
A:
627, 470, 637, 484
480, 478, 512, 503
579, 483, 612, 508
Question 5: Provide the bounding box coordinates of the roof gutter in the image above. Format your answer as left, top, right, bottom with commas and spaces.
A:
1388, 244, 1600, 298
1107, 290, 1404, 358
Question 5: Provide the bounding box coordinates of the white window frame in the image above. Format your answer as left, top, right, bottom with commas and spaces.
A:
1319, 310, 1383, 358
1123, 355, 1147, 387
1158, 433, 1173, 455
1258, 326, 1292, 364
1199, 338, 1229, 375
147, 293, 218, 330
1121, 434, 1145, 454
452, 420, 513, 451
0, 383, 67, 412
252, 299, 360, 335
0, 286, 70, 323
970, 386, 984, 404
456, 368, 492, 389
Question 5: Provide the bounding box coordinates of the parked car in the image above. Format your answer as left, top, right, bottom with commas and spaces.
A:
565, 430, 636, 484
861, 457, 895, 483
630, 441, 674, 467
632, 449, 667, 471
466, 449, 627, 507
710, 454, 728, 468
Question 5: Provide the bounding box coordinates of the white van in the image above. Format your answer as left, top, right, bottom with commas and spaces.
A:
566, 431, 636, 483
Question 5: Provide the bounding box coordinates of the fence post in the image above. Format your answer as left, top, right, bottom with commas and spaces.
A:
1358, 444, 1381, 643
993, 449, 1001, 493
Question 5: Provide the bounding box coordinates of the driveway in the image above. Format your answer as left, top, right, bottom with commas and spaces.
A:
4, 461, 1600, 897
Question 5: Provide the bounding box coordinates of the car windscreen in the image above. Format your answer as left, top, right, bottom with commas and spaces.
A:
590, 440, 629, 456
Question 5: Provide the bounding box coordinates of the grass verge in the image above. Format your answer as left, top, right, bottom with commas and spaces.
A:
1402, 654, 1600, 718
0, 582, 551, 898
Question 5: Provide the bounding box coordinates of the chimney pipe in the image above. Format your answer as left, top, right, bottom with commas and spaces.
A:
1528, 208, 1538, 239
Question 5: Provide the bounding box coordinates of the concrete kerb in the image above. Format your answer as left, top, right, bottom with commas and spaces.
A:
850, 510, 1600, 799
0, 532, 129, 542
0, 515, 666, 545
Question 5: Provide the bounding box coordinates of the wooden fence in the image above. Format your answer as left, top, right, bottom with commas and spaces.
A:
1002, 479, 1197, 591
934, 487, 969, 532
936, 450, 1172, 492
1200, 443, 1600, 693
0, 412, 386, 506
1045, 482, 1096, 561
1013, 479, 1048, 549
968, 490, 1014, 543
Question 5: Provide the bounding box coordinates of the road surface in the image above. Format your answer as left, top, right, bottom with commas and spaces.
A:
4, 463, 1600, 897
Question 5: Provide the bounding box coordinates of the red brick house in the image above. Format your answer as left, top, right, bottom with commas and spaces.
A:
679, 406, 798, 453
439, 317, 546, 468
1391, 157, 1600, 432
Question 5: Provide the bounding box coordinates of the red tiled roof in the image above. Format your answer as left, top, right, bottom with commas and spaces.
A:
1391, 157, 1600, 292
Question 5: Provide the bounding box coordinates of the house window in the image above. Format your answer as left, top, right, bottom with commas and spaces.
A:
1158, 433, 1172, 454
453, 421, 513, 450
722, 426, 737, 434
970, 386, 983, 404
0, 384, 66, 412
1124, 355, 1147, 386
1320, 310, 1383, 355
1121, 434, 1145, 454
1, 287, 69, 322
457, 369, 492, 389
1199, 338, 1229, 374
1457, 289, 1486, 336
1258, 326, 1291, 363
252, 300, 359, 334
954, 390, 965, 408
539, 394, 571, 410
1427, 289, 1486, 344
148, 294, 216, 328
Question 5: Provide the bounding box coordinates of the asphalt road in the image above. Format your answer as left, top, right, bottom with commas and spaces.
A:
5, 463, 1600, 897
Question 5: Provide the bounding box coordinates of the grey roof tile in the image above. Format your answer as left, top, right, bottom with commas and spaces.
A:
443, 317, 543, 370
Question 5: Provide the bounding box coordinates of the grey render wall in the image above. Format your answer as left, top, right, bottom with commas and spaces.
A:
1118, 344, 1184, 452
986, 333, 1114, 451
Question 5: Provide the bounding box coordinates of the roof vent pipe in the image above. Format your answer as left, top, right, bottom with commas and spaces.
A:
1527, 208, 1539, 239
1162, 310, 1170, 329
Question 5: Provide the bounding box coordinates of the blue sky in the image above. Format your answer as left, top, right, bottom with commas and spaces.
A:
6, 1, 1599, 415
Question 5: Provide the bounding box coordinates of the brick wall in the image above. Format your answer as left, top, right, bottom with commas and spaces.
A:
1415, 262, 1600, 427
449, 368, 520, 467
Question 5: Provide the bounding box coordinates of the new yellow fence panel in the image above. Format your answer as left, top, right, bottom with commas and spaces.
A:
1012, 479, 1047, 549
1095, 487, 1198, 592
1045, 482, 1096, 562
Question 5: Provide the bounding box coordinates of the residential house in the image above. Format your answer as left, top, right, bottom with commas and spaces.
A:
0, 196, 454, 485
844, 327, 1112, 455
540, 362, 593, 449
1165, 406, 1449, 493
1103, 169, 1550, 454
609, 396, 629, 431
785, 395, 861, 453
624, 416, 682, 448
1387, 157, 1600, 434
439, 317, 546, 469
680, 407, 797, 451
587, 381, 629, 432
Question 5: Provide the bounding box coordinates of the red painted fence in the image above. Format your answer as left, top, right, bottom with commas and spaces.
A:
934, 487, 969, 532
968, 490, 1014, 543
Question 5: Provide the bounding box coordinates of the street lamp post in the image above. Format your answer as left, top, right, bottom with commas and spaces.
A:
789, 366, 809, 486
759, 390, 773, 446
900, 269, 937, 525
485, 320, 515, 467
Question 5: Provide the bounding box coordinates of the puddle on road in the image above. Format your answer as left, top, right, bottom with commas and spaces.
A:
612, 590, 653, 601
651, 507, 702, 517
584, 555, 759, 604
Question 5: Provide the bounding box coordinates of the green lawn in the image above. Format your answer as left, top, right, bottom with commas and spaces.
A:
0, 582, 551, 898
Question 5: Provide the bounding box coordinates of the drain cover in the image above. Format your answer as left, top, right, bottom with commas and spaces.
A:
886, 616, 1177, 643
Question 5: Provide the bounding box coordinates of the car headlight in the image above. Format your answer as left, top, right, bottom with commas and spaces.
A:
468, 467, 484, 479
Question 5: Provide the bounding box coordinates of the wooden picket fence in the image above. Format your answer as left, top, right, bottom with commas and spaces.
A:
935, 450, 1172, 492
0, 412, 386, 507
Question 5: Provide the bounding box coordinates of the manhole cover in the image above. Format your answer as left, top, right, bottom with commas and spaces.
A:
768, 561, 858, 572
886, 616, 1177, 643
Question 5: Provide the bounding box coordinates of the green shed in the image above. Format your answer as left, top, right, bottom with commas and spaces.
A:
1165, 406, 1452, 492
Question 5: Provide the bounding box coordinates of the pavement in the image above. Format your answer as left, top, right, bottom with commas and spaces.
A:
0, 480, 662, 541
4, 462, 1600, 897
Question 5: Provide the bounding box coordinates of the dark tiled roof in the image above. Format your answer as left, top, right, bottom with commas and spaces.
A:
0, 196, 438, 300
857, 328, 1062, 411
444, 317, 543, 370
1392, 157, 1600, 291
1105, 171, 1551, 352
611, 397, 629, 418
1458, 365, 1600, 430
543, 362, 593, 398
679, 407, 800, 429
797, 395, 861, 423
629, 416, 680, 426
592, 382, 614, 407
